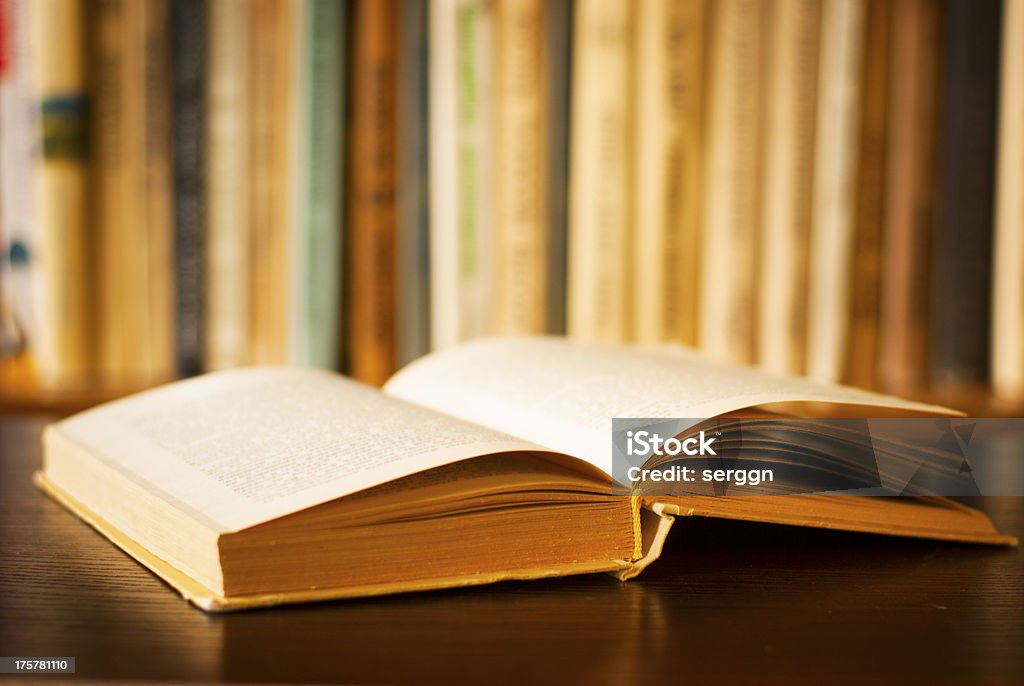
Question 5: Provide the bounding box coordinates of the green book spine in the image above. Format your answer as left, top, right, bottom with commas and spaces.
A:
292, 0, 345, 368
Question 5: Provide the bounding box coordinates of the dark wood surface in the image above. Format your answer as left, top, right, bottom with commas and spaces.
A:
1, 417, 1022, 685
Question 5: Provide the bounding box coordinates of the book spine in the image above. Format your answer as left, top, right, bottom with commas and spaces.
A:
428, 0, 458, 349
397, 0, 431, 366
171, 0, 205, 377
805, 0, 867, 382
568, 0, 633, 342
23, 0, 91, 388
992, 0, 1024, 400
291, 0, 343, 369
492, 0, 547, 335
700, 0, 763, 363
929, 0, 1002, 387
455, 0, 492, 341
92, 0, 143, 386
633, 0, 706, 346
756, 0, 820, 374
878, 0, 940, 394
543, 0, 571, 335
204, 0, 251, 370
846, 0, 890, 389
141, 0, 174, 384
249, 0, 295, 366
0, 0, 44, 375
347, 0, 397, 385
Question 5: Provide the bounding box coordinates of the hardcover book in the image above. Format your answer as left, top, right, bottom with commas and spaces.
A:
38, 337, 1014, 612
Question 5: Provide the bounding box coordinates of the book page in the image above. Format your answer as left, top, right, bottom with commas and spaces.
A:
384, 336, 956, 475
52, 367, 547, 533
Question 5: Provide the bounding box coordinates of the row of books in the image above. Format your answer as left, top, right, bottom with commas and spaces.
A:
1, 0, 1023, 402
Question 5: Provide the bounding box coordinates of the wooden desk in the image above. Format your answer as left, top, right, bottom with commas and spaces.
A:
1, 417, 1022, 684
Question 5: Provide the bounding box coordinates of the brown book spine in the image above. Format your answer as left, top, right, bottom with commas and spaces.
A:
248, 0, 293, 365
142, 0, 174, 384
845, 0, 891, 389
878, 0, 940, 394
347, 0, 398, 385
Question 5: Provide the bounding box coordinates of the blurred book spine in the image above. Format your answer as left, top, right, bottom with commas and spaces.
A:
347, 0, 397, 386
879, 0, 940, 395
492, 0, 547, 336
757, 0, 820, 374
248, 0, 293, 366
845, 0, 891, 389
633, 0, 706, 347
1, 0, 40, 381
397, 0, 431, 367
543, 0, 571, 335
291, 0, 344, 370
568, 0, 633, 343
171, 0, 205, 378
31, 0, 90, 389
806, 0, 867, 383
929, 0, 1002, 387
204, 0, 250, 370
700, 0, 763, 364
993, 0, 1024, 401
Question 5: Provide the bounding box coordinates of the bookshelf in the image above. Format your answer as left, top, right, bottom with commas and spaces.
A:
2, 0, 1023, 418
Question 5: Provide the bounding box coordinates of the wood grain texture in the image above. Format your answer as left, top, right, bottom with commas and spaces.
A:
1, 418, 1022, 684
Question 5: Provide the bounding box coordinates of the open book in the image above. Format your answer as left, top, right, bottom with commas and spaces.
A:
37, 337, 1015, 611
